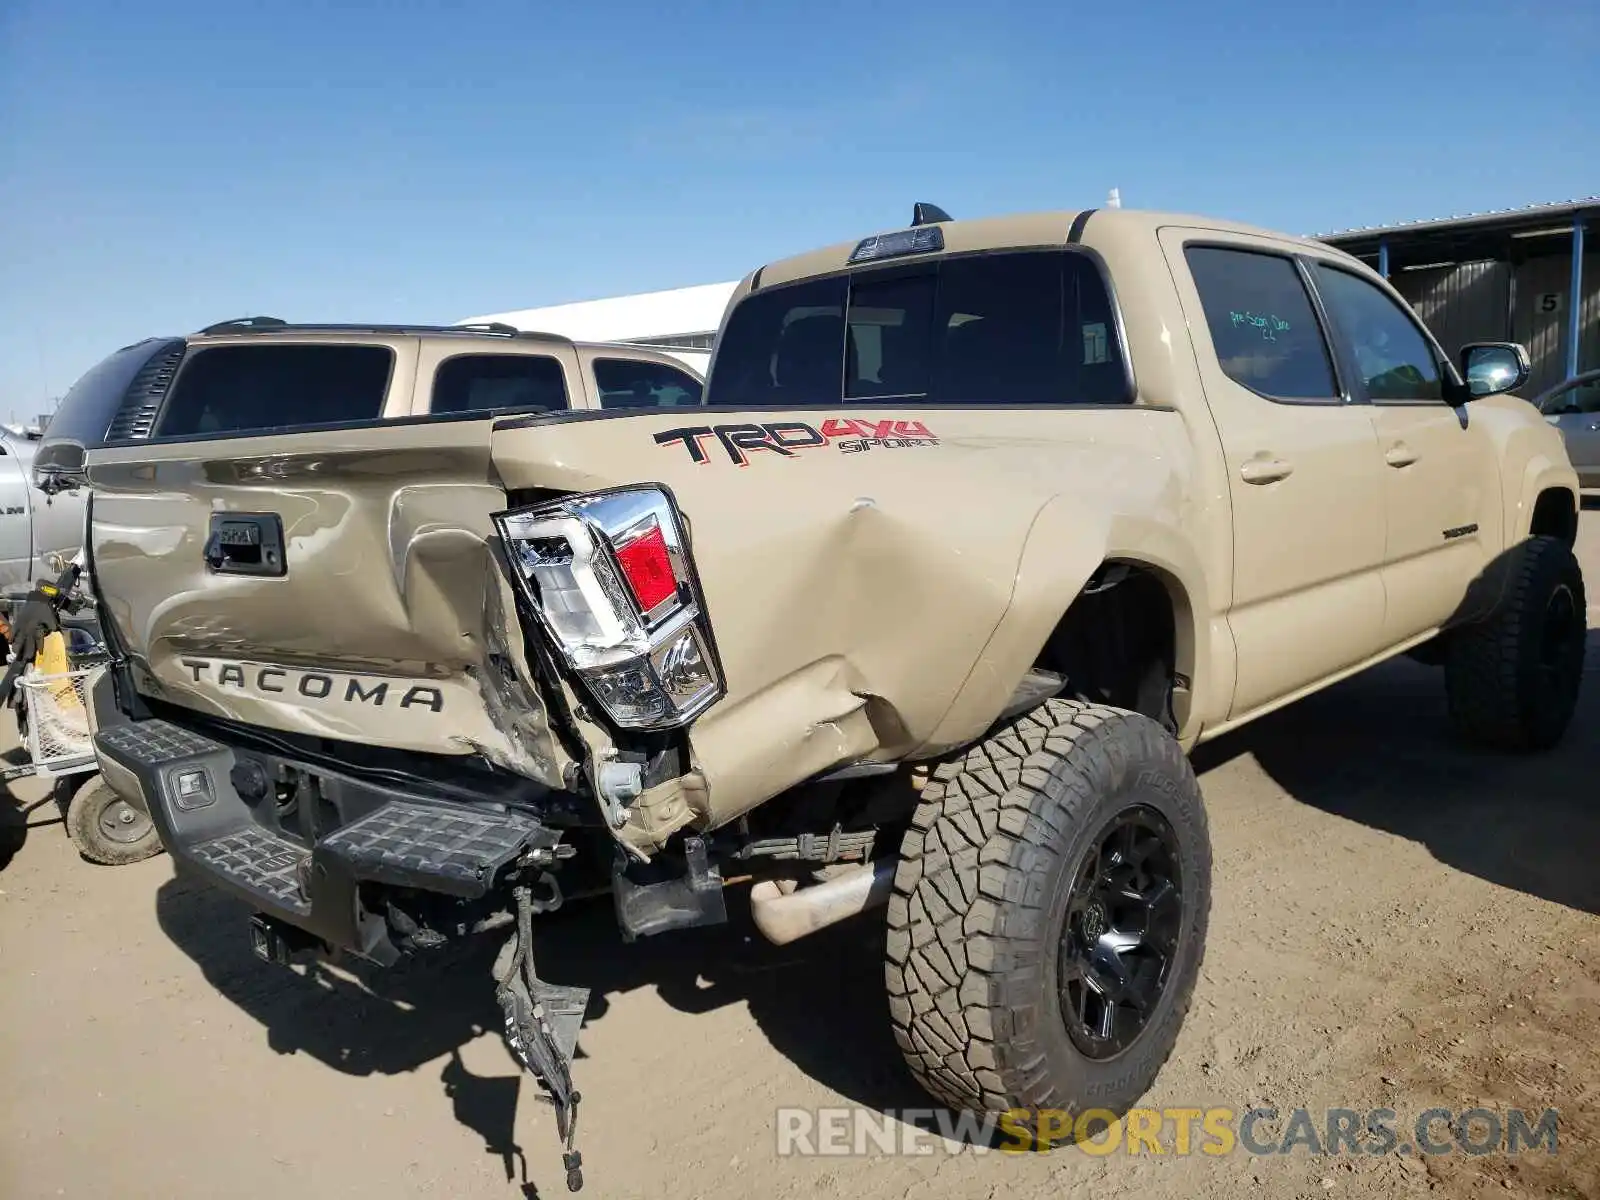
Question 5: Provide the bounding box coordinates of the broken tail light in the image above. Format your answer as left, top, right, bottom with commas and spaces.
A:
493, 487, 723, 731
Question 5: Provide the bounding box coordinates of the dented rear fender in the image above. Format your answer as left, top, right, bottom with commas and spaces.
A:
921, 496, 1214, 754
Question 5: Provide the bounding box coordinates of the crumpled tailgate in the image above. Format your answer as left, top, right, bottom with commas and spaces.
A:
85, 419, 567, 783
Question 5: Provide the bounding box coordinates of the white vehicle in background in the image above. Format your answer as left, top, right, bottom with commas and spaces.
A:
458, 280, 738, 376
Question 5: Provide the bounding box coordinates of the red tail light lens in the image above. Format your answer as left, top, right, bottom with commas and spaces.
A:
494, 487, 723, 732
613, 521, 678, 615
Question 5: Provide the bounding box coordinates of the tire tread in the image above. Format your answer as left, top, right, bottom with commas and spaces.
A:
886, 697, 1210, 1123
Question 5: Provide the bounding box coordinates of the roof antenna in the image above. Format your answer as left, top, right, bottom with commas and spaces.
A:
1106, 188, 1122, 209
912, 202, 952, 226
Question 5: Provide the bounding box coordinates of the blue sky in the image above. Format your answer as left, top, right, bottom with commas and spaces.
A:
1, 0, 1595, 416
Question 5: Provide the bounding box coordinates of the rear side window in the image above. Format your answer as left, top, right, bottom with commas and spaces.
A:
155, 344, 394, 437
593, 358, 704, 408
705, 250, 1131, 407
1184, 247, 1338, 401
431, 354, 568, 414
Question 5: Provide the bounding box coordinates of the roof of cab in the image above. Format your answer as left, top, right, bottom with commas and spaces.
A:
187, 318, 579, 348
752, 207, 1361, 290
178, 320, 705, 377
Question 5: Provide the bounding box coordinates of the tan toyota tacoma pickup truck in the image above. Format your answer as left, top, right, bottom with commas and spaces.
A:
37, 206, 1585, 1189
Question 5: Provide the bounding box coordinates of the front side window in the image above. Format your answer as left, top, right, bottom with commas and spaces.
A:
1184, 246, 1339, 402
1541, 375, 1600, 416
155, 343, 394, 437
431, 354, 568, 415
704, 250, 1131, 407
593, 358, 704, 408
1311, 264, 1444, 403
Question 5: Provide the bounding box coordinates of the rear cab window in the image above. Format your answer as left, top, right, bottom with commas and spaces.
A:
592, 358, 704, 408
154, 343, 396, 438
429, 353, 569, 415
705, 249, 1132, 407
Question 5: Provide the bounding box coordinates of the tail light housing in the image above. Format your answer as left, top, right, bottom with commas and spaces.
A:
493, 487, 723, 731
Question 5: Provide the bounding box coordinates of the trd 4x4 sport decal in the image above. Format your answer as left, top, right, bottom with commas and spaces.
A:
654, 418, 939, 466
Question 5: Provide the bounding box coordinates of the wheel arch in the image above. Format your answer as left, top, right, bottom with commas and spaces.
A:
917, 500, 1212, 755
1529, 485, 1578, 547
1507, 447, 1579, 548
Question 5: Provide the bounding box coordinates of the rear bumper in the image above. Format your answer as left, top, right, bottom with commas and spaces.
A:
95, 717, 555, 964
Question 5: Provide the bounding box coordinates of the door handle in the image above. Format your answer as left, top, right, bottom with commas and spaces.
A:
1385, 443, 1419, 468
1240, 456, 1294, 484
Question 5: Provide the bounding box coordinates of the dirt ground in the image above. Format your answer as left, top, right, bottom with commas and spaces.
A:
4, 512, 1599, 1200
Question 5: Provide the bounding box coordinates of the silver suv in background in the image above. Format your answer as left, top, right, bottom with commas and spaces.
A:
1536, 369, 1600, 488
0, 423, 86, 602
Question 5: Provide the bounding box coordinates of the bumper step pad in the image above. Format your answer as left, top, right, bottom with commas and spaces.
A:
318, 800, 543, 899
96, 719, 225, 765
191, 825, 311, 915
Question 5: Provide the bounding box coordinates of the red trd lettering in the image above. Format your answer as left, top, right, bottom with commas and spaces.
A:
820, 418, 866, 440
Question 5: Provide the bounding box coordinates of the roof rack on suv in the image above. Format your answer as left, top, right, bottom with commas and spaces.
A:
199, 315, 289, 334
453, 321, 523, 336
194, 318, 545, 339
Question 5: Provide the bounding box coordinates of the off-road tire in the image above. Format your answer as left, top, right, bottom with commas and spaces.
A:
64, 776, 163, 866
885, 698, 1210, 1144
1444, 535, 1587, 752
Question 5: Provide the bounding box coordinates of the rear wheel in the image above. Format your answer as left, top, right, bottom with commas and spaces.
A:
1444, 535, 1587, 751
885, 698, 1210, 1144
65, 777, 164, 866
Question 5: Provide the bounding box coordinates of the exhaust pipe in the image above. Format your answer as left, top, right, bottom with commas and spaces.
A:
748, 858, 897, 946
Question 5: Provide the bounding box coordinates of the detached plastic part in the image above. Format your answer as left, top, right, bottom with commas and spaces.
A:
612, 836, 727, 941
495, 883, 592, 1192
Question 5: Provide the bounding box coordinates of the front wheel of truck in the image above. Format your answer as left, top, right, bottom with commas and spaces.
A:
885, 698, 1210, 1144
1444, 534, 1587, 752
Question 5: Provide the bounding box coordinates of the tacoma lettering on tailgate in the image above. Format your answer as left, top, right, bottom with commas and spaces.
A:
180, 659, 446, 713
654, 419, 938, 466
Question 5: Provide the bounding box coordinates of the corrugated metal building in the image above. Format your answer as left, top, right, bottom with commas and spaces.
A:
1317, 197, 1599, 396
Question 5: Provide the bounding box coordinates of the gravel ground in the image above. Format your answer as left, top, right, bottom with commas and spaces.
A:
3, 510, 1598, 1200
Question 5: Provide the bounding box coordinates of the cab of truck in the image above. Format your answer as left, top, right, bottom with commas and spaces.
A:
29, 319, 704, 494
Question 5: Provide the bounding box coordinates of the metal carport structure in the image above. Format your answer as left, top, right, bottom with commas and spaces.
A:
1316, 197, 1599, 396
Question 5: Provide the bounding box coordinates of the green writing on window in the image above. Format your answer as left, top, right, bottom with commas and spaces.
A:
1229, 310, 1291, 341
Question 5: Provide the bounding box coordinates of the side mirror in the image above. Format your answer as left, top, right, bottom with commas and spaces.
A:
1459, 342, 1530, 399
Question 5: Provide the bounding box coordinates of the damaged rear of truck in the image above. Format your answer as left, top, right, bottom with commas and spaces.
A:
43, 217, 1231, 1188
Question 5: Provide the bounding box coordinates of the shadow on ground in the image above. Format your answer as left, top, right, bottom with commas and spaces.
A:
1195, 630, 1600, 917
152, 629, 1600, 1185
1, 745, 63, 872
155, 867, 917, 1190
0, 786, 25, 870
